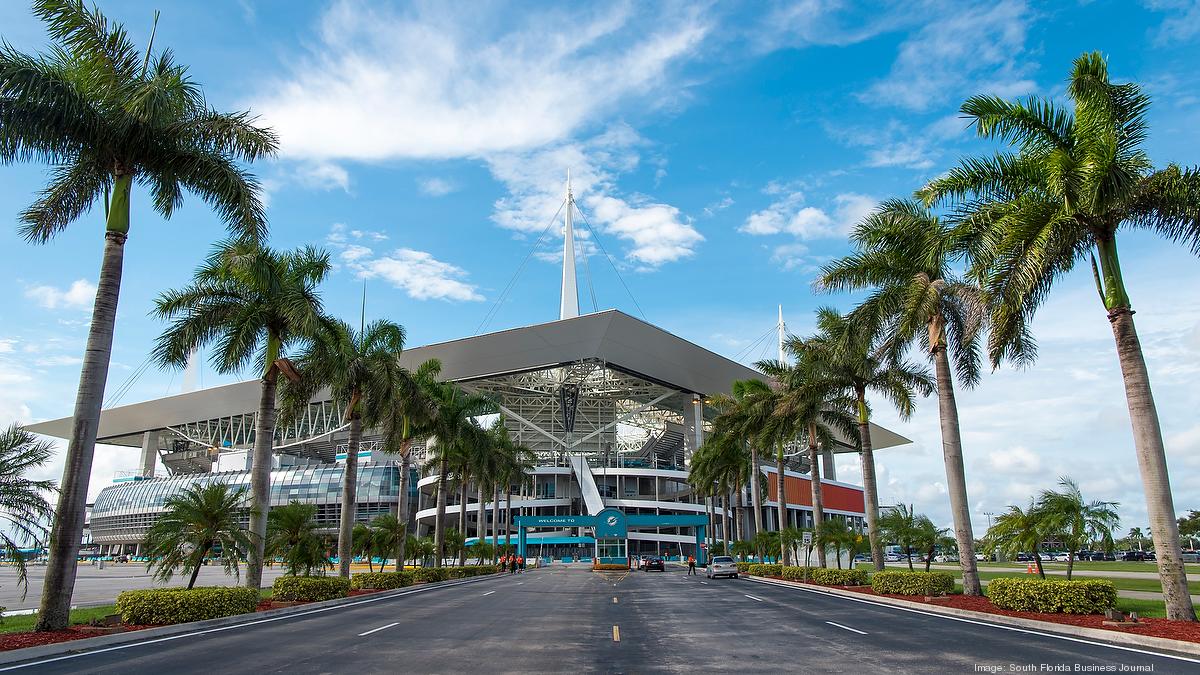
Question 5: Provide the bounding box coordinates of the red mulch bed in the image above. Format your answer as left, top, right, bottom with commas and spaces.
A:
767, 576, 1200, 643
3, 589, 387, 653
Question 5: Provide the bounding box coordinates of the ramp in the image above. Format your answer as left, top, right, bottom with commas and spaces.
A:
568, 454, 605, 515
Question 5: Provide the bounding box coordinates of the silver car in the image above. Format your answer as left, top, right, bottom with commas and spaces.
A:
706, 556, 739, 579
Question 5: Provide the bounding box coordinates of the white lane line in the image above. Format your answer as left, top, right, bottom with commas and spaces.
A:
744, 594, 764, 602
357, 622, 399, 637
700, 581, 708, 585
825, 621, 867, 635
0, 575, 498, 673
744, 577, 1200, 665
482, 590, 496, 596
516, 582, 524, 585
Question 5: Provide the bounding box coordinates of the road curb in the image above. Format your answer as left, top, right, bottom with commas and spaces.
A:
745, 575, 1200, 658
0, 573, 501, 668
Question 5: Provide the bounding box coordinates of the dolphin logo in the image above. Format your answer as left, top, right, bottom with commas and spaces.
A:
606, 515, 618, 526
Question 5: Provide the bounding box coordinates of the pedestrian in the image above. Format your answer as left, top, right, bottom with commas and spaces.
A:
687, 555, 696, 576
517, 555, 524, 573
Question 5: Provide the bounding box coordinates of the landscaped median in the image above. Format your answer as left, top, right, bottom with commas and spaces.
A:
0, 566, 504, 654
735, 565, 1200, 645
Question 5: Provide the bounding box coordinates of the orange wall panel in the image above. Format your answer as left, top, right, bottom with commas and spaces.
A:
766, 473, 864, 513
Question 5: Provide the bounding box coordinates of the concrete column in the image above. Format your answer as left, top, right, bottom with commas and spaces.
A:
821, 449, 837, 481
140, 431, 159, 478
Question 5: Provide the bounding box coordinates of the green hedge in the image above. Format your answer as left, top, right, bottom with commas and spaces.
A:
987, 578, 1117, 614
272, 575, 352, 602
735, 562, 752, 572
116, 587, 259, 625
746, 563, 783, 577
351, 571, 413, 590
871, 571, 955, 596
412, 567, 449, 583
811, 568, 869, 586
780, 566, 810, 581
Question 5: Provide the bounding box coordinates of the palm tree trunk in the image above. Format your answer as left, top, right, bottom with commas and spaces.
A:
476, 484, 485, 554
925, 546, 934, 573
749, 446, 763, 538
932, 343, 982, 596
775, 443, 789, 565
808, 426, 826, 568
1066, 551, 1075, 581
187, 543, 212, 590
458, 477, 468, 566
723, 488, 731, 553
1108, 306, 1196, 620
1034, 548, 1045, 580
245, 362, 280, 591
36, 228, 127, 632
504, 488, 513, 552
856, 390, 885, 572
906, 546, 914, 571
492, 481, 500, 562
395, 440, 412, 572
337, 415, 362, 577
435, 457, 448, 566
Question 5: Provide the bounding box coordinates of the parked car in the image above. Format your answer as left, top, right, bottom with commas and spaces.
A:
853, 554, 871, 563
1015, 552, 1033, 562
706, 556, 739, 579
1122, 551, 1149, 562
934, 554, 958, 563
645, 557, 665, 572
884, 553, 902, 563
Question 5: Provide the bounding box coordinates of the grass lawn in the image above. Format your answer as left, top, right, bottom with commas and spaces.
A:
0, 605, 117, 634
1115, 597, 1168, 618
974, 561, 1196, 574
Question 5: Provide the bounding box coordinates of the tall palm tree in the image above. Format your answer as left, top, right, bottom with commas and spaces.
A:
1128, 527, 1146, 552
377, 358, 442, 568
153, 240, 330, 590
1037, 477, 1120, 579
277, 318, 407, 577
709, 379, 778, 551
2, 2, 277, 631
878, 504, 921, 571
266, 501, 327, 577
498, 438, 536, 554
794, 308, 934, 571
142, 482, 251, 590
918, 52, 1200, 620
371, 514, 407, 573
757, 353, 860, 569
423, 384, 494, 565
984, 502, 1049, 579
0, 424, 55, 596
818, 199, 987, 595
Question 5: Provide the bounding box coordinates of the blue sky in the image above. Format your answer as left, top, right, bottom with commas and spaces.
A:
2, 0, 1200, 534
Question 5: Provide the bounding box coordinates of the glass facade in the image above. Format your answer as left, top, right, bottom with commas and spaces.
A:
91, 463, 401, 544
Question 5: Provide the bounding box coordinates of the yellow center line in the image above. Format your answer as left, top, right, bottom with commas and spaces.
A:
612, 625, 620, 642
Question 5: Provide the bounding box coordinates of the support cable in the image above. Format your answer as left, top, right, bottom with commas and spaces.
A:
572, 205, 647, 320
104, 353, 155, 408
476, 199, 566, 334
574, 202, 599, 313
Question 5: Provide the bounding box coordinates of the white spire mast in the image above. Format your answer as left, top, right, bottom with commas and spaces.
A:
777, 304, 786, 363
559, 169, 580, 320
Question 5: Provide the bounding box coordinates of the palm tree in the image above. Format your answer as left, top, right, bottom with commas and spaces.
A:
878, 504, 918, 571
153, 240, 330, 590
278, 318, 406, 577
142, 482, 251, 590
266, 501, 326, 577
758, 352, 860, 569
371, 513, 407, 573
780, 526, 806, 566
410, 536, 435, 567
1037, 477, 1120, 579
352, 523, 376, 572
985, 502, 1050, 579
423, 384, 494, 565
0, 425, 55, 596
918, 53, 1199, 620
731, 539, 755, 562
1128, 527, 1146, 552
819, 199, 987, 595
376, 359, 442, 568
795, 308, 934, 571
709, 380, 776, 541
912, 515, 953, 573
444, 528, 466, 567
497, 439, 536, 555
3, 2, 277, 631
817, 519, 857, 570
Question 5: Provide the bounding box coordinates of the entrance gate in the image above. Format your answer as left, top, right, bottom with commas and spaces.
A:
514, 508, 708, 565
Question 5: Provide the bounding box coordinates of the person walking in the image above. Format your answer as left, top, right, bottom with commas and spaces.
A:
517, 555, 524, 574
687, 555, 697, 576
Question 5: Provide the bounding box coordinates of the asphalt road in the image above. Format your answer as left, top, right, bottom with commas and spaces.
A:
6, 564, 1198, 674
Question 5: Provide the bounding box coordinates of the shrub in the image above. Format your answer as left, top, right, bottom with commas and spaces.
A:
746, 563, 783, 577
735, 562, 752, 572
781, 566, 810, 581
987, 578, 1117, 614
116, 587, 259, 625
412, 567, 450, 583
871, 571, 955, 596
810, 568, 869, 586
272, 575, 351, 602
351, 571, 413, 590
593, 563, 628, 571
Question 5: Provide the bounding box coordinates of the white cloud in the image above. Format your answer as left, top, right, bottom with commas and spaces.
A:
770, 243, 812, 271
254, 2, 708, 161
985, 445, 1042, 476
741, 190, 876, 241
24, 279, 96, 310
34, 355, 83, 368
486, 126, 703, 267
295, 161, 351, 192
860, 0, 1035, 111
702, 196, 734, 217
1144, 0, 1200, 44
325, 225, 481, 302
418, 177, 457, 197
353, 249, 484, 302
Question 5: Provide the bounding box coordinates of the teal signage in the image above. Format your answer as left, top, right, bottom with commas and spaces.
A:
594, 508, 627, 538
